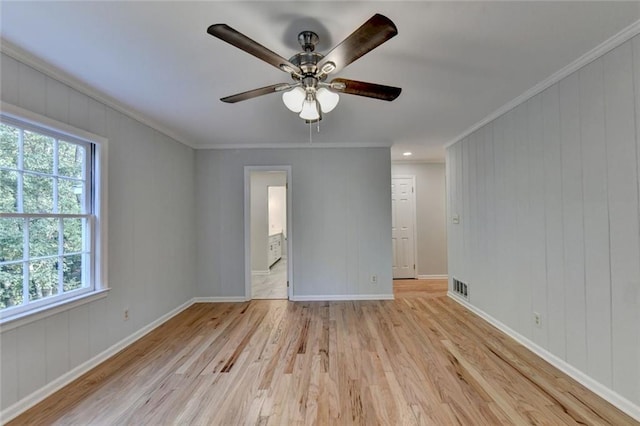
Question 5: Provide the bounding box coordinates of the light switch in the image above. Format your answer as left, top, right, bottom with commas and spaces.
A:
452, 215, 460, 224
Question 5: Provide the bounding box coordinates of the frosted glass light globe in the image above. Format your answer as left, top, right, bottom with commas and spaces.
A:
282, 87, 305, 113
316, 88, 339, 113
299, 99, 320, 120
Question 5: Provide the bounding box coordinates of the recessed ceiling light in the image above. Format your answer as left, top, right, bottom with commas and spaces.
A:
403, 152, 412, 156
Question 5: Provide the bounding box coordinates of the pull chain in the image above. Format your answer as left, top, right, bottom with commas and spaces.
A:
308, 120, 321, 143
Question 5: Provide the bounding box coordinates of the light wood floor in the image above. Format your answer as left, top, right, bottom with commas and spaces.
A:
9, 280, 637, 425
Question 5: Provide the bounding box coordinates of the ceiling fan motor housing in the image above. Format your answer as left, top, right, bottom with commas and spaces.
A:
288, 31, 328, 79
290, 52, 324, 76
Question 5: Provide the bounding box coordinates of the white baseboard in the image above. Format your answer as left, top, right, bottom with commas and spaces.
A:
16, 292, 635, 424
447, 292, 640, 422
1, 293, 393, 422
291, 294, 394, 301
417, 274, 448, 280
251, 270, 270, 276
192, 297, 247, 303
0, 298, 194, 424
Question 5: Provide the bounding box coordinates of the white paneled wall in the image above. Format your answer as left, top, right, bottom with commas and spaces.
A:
446, 37, 640, 406
0, 53, 196, 412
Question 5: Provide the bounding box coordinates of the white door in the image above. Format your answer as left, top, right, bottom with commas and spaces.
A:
392, 177, 416, 279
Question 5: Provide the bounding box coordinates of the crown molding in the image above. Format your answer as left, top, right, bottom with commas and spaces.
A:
194, 141, 393, 150
392, 159, 445, 165
445, 19, 640, 149
0, 38, 198, 149
0, 40, 392, 153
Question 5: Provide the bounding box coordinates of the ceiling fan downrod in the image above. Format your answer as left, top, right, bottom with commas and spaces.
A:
298, 31, 319, 52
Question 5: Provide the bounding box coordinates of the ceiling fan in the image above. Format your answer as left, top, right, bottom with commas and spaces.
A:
206, 14, 402, 122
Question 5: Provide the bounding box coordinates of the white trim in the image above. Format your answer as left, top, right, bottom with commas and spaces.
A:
445, 19, 640, 149
447, 292, 640, 422
195, 142, 392, 150
0, 289, 109, 332
291, 294, 394, 301
0, 39, 196, 149
244, 166, 293, 301
0, 40, 392, 152
251, 270, 270, 276
0, 298, 194, 424
392, 159, 446, 165
192, 297, 247, 303
0, 102, 109, 324
0, 102, 107, 146
11, 293, 637, 423
417, 274, 449, 280
1, 294, 401, 422
392, 175, 418, 279
285, 172, 292, 300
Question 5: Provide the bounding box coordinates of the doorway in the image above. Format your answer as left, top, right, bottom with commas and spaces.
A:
391, 176, 417, 279
244, 166, 292, 300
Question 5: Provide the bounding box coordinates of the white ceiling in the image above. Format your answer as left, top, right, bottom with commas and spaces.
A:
2, 2, 639, 161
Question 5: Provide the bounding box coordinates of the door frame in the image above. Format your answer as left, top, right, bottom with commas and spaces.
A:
392, 175, 418, 279
244, 165, 293, 300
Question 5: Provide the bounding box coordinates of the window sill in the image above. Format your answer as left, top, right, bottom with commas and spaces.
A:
0, 288, 110, 332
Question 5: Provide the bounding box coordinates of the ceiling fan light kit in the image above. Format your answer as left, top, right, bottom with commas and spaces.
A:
300, 98, 321, 121
315, 88, 339, 113
207, 14, 402, 125
282, 87, 306, 113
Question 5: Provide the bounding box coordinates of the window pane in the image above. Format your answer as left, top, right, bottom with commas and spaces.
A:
63, 254, 82, 292
23, 130, 54, 174
29, 218, 59, 258
0, 263, 24, 309
58, 178, 83, 214
29, 258, 58, 301
23, 173, 53, 213
58, 141, 84, 178
0, 124, 19, 169
63, 218, 83, 253
0, 169, 18, 212
0, 217, 24, 261
1, 118, 97, 313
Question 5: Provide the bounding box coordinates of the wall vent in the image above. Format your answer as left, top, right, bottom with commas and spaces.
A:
452, 278, 469, 300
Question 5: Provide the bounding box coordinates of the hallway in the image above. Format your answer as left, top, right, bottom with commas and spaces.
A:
251, 256, 288, 299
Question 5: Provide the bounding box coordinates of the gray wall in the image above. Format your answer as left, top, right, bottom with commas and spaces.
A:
391, 162, 448, 276
446, 37, 640, 406
0, 53, 196, 411
196, 148, 393, 299
250, 171, 286, 272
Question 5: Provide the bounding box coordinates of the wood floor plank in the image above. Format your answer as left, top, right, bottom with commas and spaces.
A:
7, 279, 638, 425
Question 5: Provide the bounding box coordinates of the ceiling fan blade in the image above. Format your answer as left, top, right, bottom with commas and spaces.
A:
330, 78, 401, 101
221, 83, 292, 103
318, 14, 397, 75
207, 24, 300, 74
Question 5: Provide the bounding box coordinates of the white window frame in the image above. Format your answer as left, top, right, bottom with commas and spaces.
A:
0, 103, 108, 328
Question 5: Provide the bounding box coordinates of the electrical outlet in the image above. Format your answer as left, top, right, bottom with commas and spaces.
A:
370, 274, 377, 284
533, 312, 541, 328
124, 309, 129, 321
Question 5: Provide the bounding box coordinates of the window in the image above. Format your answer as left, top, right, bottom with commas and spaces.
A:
0, 105, 107, 322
